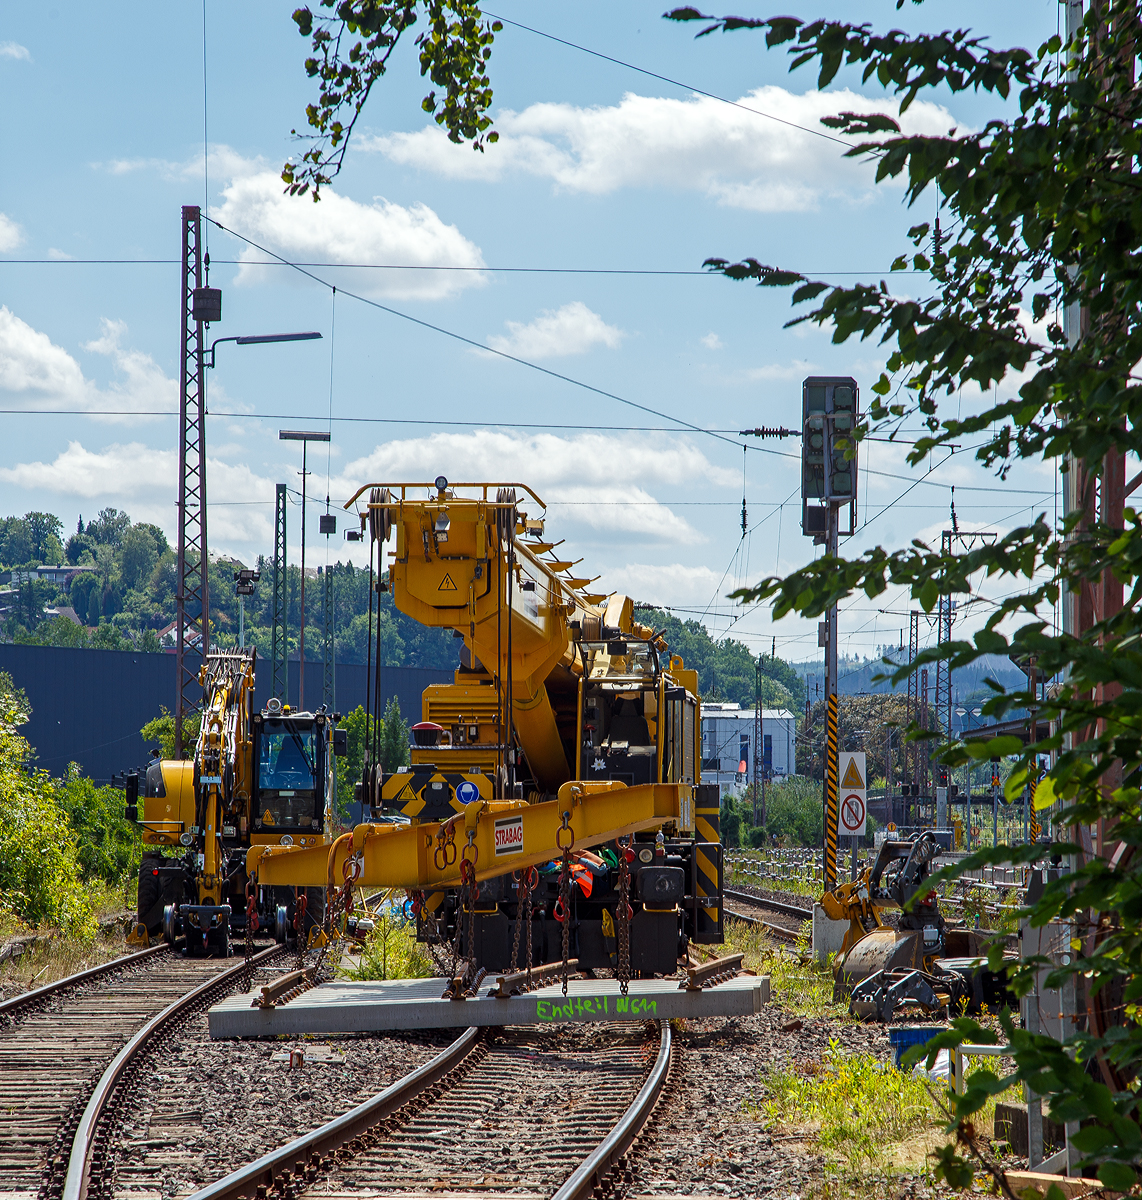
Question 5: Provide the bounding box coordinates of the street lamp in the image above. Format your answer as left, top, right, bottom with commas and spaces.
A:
234, 568, 260, 649
279, 429, 332, 711
206, 331, 322, 369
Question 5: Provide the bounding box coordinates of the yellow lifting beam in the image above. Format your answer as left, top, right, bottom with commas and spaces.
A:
247, 780, 695, 891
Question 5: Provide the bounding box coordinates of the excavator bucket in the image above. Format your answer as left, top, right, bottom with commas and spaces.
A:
833, 926, 924, 999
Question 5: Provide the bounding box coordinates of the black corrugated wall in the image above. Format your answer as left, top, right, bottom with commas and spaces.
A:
0, 644, 450, 782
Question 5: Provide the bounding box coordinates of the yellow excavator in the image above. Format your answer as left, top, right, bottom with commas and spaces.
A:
823, 833, 1014, 1021
246, 478, 724, 977
128, 650, 346, 955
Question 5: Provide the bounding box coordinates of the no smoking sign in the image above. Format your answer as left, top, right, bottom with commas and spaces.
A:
837, 751, 867, 836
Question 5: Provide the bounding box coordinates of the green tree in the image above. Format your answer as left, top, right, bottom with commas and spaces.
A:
0, 673, 94, 933
22, 615, 88, 648
141, 708, 201, 760
53, 765, 141, 884
119, 525, 160, 591
86, 507, 131, 548
24, 511, 64, 563
379, 695, 410, 772
335, 704, 376, 818
663, 3, 1142, 1190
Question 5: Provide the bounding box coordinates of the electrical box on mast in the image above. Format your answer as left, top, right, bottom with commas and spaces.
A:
801, 375, 858, 542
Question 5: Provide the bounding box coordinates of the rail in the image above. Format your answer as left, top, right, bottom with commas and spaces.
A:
550, 1021, 673, 1200
185, 1027, 482, 1200
187, 1021, 672, 1200
0, 942, 169, 1017
62, 945, 283, 1200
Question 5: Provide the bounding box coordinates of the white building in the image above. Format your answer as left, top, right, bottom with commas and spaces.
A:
700, 703, 797, 792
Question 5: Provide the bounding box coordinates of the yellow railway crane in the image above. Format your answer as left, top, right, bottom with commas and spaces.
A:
247, 478, 724, 978
129, 649, 347, 955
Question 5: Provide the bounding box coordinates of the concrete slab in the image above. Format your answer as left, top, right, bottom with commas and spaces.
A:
208, 973, 769, 1039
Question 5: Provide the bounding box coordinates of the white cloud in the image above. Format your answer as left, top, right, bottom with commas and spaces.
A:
599, 562, 727, 608
0, 307, 176, 422
701, 333, 723, 351
335, 430, 738, 545
0, 442, 276, 550
46, 248, 74, 261
368, 87, 958, 212
0, 213, 24, 252
213, 169, 486, 301
0, 42, 30, 61
486, 302, 623, 360
743, 360, 813, 381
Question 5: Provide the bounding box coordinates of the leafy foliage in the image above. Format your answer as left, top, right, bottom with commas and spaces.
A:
0, 674, 96, 934
666, 2, 1142, 1188
140, 708, 201, 761
341, 907, 433, 979
283, 1, 501, 200
53, 765, 142, 885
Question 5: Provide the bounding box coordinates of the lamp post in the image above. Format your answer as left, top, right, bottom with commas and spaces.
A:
279, 429, 331, 711
234, 568, 259, 648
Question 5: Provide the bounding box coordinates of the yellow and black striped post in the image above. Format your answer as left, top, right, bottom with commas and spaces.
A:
824, 692, 839, 891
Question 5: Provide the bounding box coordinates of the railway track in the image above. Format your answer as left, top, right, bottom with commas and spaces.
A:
188, 1021, 672, 1200
723, 888, 812, 944
0, 941, 284, 1200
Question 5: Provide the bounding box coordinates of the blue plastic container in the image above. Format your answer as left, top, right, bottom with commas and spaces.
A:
888, 1026, 942, 1067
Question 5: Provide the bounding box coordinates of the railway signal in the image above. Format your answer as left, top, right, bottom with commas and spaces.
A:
800, 376, 859, 890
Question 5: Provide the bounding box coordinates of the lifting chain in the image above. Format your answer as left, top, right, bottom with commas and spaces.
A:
616, 838, 632, 996
509, 866, 538, 984
293, 891, 308, 971
314, 853, 361, 982
241, 879, 259, 993
461, 831, 479, 985
555, 810, 574, 996
509, 869, 525, 973
525, 866, 535, 990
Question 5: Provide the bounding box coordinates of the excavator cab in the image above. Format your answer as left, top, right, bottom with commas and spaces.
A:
252, 708, 326, 840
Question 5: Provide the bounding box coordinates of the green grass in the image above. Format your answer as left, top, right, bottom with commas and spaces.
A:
0, 878, 136, 992
723, 917, 848, 1020
339, 915, 435, 981
747, 1038, 941, 1174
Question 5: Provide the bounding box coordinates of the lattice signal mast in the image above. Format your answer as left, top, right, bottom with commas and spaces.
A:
175, 205, 218, 757
271, 483, 288, 702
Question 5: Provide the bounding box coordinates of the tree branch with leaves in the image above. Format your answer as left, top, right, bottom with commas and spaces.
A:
668, 2, 1142, 1191
283, 1, 500, 200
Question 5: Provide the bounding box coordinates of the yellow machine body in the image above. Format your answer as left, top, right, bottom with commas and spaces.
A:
246, 481, 720, 976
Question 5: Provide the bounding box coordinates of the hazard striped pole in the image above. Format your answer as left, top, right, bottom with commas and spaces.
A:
824, 692, 839, 891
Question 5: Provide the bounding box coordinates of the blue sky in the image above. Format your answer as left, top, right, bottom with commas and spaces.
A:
0, 2, 1065, 667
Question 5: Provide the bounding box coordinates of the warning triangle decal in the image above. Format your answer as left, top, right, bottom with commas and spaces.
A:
396, 783, 416, 801
438, 573, 457, 591
841, 758, 865, 789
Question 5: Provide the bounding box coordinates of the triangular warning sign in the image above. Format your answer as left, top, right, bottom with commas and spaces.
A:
841, 758, 865, 789
396, 783, 416, 801
438, 573, 457, 591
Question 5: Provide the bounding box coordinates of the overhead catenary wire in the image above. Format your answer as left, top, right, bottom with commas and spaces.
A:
0, 258, 926, 276
200, 216, 789, 462
483, 10, 855, 150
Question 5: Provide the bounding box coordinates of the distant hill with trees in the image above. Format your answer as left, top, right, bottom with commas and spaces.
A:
0, 511, 807, 701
